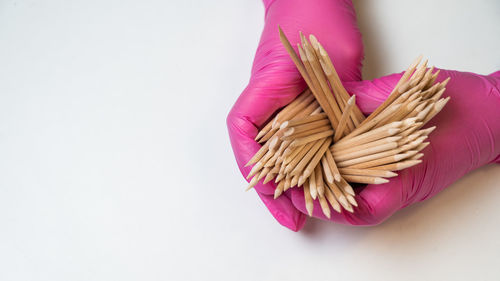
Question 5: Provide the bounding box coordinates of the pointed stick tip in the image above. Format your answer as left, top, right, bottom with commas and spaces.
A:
347, 195, 358, 207
334, 174, 341, 182
348, 95, 356, 104
245, 181, 256, 191
339, 195, 349, 208
298, 176, 306, 187
306, 204, 314, 217
274, 189, 282, 199
387, 171, 398, 177
374, 177, 390, 184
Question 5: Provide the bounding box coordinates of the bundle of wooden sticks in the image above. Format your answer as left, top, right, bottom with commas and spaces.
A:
245, 28, 450, 218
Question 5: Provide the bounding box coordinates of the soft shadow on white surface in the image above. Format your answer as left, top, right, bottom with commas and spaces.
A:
300, 165, 500, 239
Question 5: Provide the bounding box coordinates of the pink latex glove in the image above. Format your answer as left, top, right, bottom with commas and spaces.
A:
290, 69, 500, 225
226, 0, 363, 231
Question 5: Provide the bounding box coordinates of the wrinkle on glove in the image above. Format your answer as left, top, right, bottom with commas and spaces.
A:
227, 0, 364, 231
290, 69, 500, 226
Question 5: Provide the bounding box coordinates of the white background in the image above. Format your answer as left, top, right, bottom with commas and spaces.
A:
1, 0, 500, 280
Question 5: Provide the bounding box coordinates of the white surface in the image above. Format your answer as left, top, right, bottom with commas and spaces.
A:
0, 0, 499, 280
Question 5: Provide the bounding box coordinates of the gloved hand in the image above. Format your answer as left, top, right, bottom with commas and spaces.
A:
290, 69, 500, 225
226, 0, 364, 231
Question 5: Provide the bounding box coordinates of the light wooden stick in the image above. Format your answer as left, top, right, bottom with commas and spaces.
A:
299, 137, 333, 184
408, 59, 428, 87
321, 155, 334, 184
284, 118, 331, 136
284, 142, 315, 172
249, 35, 450, 217
260, 99, 320, 142
283, 143, 305, 164
271, 91, 316, 129
338, 179, 357, 207
278, 26, 315, 89
309, 166, 318, 200
332, 136, 402, 156
324, 184, 342, 213
421, 97, 450, 125
245, 141, 270, 167
336, 147, 408, 168
278, 25, 342, 133
380, 96, 422, 125
291, 138, 328, 176
275, 164, 286, 183
430, 88, 446, 102
274, 181, 285, 199
313, 39, 365, 124
334, 95, 356, 141
398, 132, 421, 146
255, 89, 311, 141
257, 167, 271, 181
259, 98, 316, 143
346, 194, 358, 208
291, 174, 300, 188
283, 175, 292, 191
274, 140, 292, 161
326, 180, 350, 211
281, 124, 331, 141
421, 82, 440, 99
284, 144, 306, 162
280, 113, 327, 129
419, 126, 436, 136
325, 149, 341, 182
339, 168, 398, 178
359, 55, 423, 125
333, 124, 401, 150
315, 164, 325, 197
301, 33, 343, 126
427, 69, 441, 88
339, 177, 356, 196
289, 130, 334, 147
334, 141, 398, 162
342, 175, 389, 185
318, 193, 331, 218
415, 101, 435, 122
415, 142, 430, 152
370, 159, 422, 171
246, 176, 259, 191
298, 44, 339, 127
263, 166, 279, 184
347, 152, 416, 169
404, 100, 428, 120
303, 179, 314, 216
340, 104, 402, 141
409, 153, 424, 160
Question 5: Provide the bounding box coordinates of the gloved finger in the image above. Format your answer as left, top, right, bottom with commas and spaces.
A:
257, 190, 307, 231
263, 0, 364, 81
343, 72, 403, 114
287, 72, 411, 225
228, 97, 308, 230
289, 176, 403, 226
226, 34, 310, 230
489, 70, 500, 79
227, 79, 305, 195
